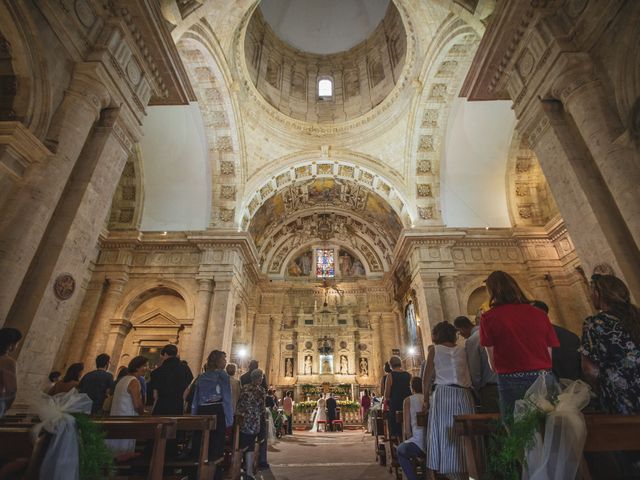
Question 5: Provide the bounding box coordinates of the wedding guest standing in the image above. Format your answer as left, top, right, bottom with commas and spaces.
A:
581, 274, 640, 414
422, 322, 474, 480
384, 355, 411, 440
360, 389, 371, 430
226, 362, 241, 414
454, 316, 499, 412
79, 353, 115, 414
236, 369, 266, 480
44, 371, 61, 394
397, 377, 425, 480
531, 300, 582, 381
149, 344, 190, 415
107, 356, 147, 456
0, 328, 22, 417
283, 391, 294, 435
480, 271, 559, 417
49, 363, 84, 395
191, 350, 233, 476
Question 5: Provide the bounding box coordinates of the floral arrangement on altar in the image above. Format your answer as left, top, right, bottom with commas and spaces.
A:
294, 400, 359, 413
300, 383, 351, 397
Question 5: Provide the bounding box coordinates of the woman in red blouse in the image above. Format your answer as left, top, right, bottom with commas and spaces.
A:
480, 271, 559, 418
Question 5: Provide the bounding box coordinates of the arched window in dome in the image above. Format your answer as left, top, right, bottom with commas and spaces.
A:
318, 77, 333, 99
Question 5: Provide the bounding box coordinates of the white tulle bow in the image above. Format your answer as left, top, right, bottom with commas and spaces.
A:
515, 377, 591, 480
31, 389, 93, 480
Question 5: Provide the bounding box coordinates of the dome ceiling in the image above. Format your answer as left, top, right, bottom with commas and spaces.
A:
259, 0, 390, 55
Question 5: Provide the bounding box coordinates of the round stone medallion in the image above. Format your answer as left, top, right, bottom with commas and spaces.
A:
53, 273, 76, 300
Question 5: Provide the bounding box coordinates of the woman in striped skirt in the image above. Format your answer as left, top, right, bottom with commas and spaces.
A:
422, 321, 475, 479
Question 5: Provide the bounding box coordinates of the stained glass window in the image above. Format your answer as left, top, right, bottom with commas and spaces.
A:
316, 248, 335, 278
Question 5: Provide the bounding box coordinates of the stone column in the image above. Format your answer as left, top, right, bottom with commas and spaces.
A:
266, 315, 281, 385
528, 100, 640, 299
439, 275, 460, 320
7, 105, 136, 397
188, 277, 213, 370
369, 314, 383, 386
0, 65, 110, 323
553, 63, 640, 248
59, 277, 106, 365
202, 277, 236, 358
83, 273, 129, 365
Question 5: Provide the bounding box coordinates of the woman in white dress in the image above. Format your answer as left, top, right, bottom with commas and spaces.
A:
310, 394, 327, 432
107, 356, 148, 456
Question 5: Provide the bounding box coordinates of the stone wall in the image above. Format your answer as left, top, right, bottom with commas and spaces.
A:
461, 0, 640, 300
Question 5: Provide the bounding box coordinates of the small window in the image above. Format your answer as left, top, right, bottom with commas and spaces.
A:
318, 78, 333, 98
305, 319, 314, 325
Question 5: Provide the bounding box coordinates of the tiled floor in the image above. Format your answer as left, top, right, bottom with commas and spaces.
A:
256, 429, 393, 480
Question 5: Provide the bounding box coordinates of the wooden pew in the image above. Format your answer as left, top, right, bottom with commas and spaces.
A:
453, 413, 640, 479
0, 426, 51, 480
94, 417, 177, 480
371, 410, 386, 465
98, 415, 219, 479
228, 414, 247, 480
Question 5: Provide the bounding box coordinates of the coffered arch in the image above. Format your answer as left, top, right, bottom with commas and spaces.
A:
177, 24, 246, 229
241, 154, 413, 232
406, 15, 480, 226
258, 209, 393, 277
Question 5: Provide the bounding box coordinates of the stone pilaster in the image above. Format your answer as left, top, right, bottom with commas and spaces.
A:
104, 319, 132, 365
85, 274, 129, 365
188, 277, 213, 370
0, 65, 110, 324
439, 275, 460, 320
415, 273, 445, 330
202, 277, 237, 358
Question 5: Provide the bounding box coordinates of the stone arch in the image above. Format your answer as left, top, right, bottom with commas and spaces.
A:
407, 15, 480, 225
466, 285, 489, 317
177, 25, 245, 229
108, 145, 145, 230
505, 130, 559, 226
241, 154, 413, 232
115, 280, 195, 320
0, 2, 51, 137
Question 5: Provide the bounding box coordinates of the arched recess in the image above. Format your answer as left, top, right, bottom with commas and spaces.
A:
242, 158, 412, 232
108, 145, 145, 230
263, 211, 391, 278
177, 25, 246, 228
406, 15, 480, 225
505, 130, 559, 226
0, 2, 50, 137
466, 285, 489, 318
111, 283, 194, 370
280, 241, 375, 280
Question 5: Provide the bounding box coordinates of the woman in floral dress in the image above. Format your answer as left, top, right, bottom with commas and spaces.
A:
236, 368, 266, 480
580, 274, 640, 414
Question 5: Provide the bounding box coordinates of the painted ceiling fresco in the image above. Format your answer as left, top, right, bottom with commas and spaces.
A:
248, 178, 404, 248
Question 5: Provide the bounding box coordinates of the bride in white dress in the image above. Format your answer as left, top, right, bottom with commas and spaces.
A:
310, 394, 327, 432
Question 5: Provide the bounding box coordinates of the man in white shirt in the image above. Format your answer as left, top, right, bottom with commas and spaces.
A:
454, 316, 499, 413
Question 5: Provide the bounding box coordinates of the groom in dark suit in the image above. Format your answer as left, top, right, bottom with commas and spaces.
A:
326, 393, 337, 431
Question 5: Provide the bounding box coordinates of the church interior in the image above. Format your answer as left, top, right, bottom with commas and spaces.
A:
0, 0, 639, 479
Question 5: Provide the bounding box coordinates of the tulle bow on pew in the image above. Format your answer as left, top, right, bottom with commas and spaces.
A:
32, 389, 92, 480
515, 377, 591, 480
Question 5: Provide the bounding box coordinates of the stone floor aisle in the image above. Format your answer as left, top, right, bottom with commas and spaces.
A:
255, 430, 393, 480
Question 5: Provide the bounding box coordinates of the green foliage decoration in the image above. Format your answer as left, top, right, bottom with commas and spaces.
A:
73, 413, 113, 480
485, 408, 547, 480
